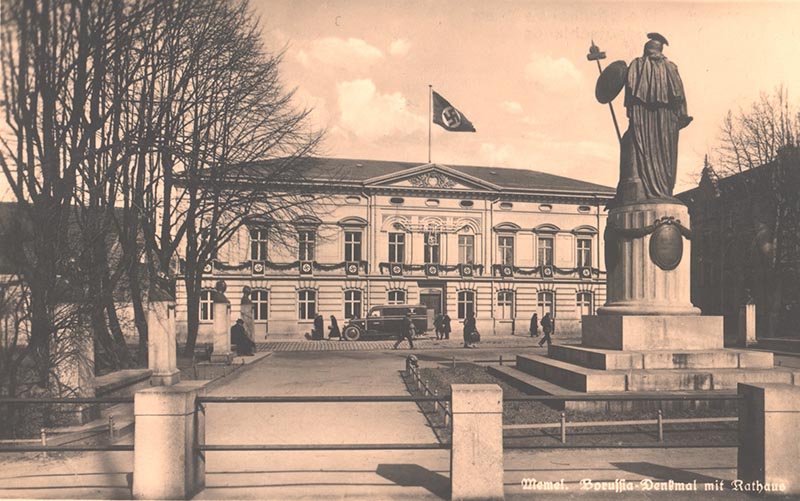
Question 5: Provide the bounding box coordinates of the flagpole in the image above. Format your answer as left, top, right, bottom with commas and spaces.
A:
428, 84, 432, 163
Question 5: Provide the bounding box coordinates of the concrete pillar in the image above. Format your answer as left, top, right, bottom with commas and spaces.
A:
133, 382, 206, 500
148, 301, 180, 386
738, 383, 800, 495
450, 384, 504, 501
53, 304, 96, 424
738, 303, 757, 347
211, 301, 232, 364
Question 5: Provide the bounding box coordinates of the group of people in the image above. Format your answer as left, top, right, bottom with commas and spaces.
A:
528, 312, 555, 347
307, 314, 345, 341
432, 312, 452, 340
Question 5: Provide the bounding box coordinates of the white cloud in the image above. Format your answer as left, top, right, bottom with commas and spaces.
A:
389, 39, 411, 56
524, 53, 583, 93
296, 37, 384, 72
336, 79, 425, 141
501, 101, 524, 115
480, 143, 515, 165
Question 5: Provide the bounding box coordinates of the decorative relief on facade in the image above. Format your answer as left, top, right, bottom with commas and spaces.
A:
408, 171, 456, 189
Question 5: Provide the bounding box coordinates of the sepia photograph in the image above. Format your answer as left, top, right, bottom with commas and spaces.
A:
1, 0, 799, 499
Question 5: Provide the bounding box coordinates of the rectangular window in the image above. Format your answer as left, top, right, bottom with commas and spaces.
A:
458, 290, 475, 319
298, 290, 316, 320
538, 236, 554, 266
458, 234, 475, 264
387, 290, 406, 304
251, 289, 268, 320
577, 291, 594, 317
388, 233, 405, 263
298, 230, 315, 261
200, 290, 214, 321
424, 232, 440, 264
577, 238, 593, 268
537, 291, 554, 317
497, 291, 514, 319
250, 228, 268, 261
498, 235, 515, 266
344, 231, 362, 261
344, 290, 363, 319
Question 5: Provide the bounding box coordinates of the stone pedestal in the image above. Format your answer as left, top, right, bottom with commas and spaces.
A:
133, 382, 206, 500
582, 315, 723, 351
738, 383, 800, 495
53, 304, 97, 424
147, 301, 180, 386
450, 384, 504, 501
211, 301, 232, 364
600, 202, 699, 316
738, 303, 757, 347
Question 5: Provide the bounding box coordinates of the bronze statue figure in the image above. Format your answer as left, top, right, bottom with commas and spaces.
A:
591, 33, 693, 208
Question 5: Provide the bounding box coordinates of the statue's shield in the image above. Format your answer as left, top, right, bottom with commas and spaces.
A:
595, 60, 628, 104
649, 224, 683, 270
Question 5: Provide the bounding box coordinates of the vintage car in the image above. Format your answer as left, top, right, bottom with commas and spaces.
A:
342, 304, 429, 341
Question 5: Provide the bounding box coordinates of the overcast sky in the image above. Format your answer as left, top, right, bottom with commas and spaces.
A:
253, 0, 800, 193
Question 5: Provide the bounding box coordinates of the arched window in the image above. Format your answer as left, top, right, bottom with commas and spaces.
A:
344, 290, 363, 319
298, 290, 316, 320
251, 289, 268, 320
200, 290, 214, 321
387, 290, 406, 305
577, 291, 594, 317
497, 291, 514, 319
537, 291, 554, 317
458, 290, 475, 319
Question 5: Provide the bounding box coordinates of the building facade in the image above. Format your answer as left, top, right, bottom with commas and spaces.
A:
176, 158, 615, 342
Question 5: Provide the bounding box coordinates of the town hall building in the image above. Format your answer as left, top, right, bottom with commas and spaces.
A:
176, 158, 616, 341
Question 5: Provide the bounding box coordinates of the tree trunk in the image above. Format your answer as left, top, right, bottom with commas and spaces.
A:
183, 271, 201, 357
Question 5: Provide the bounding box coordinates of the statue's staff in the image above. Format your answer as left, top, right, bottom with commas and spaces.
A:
587, 41, 623, 144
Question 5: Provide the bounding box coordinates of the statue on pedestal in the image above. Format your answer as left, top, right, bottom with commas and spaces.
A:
591, 33, 693, 208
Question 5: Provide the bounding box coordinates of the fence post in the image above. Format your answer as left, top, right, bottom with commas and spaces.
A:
452, 356, 456, 369
40, 429, 47, 459
133, 382, 207, 500
499, 355, 503, 366
450, 384, 503, 501
434, 390, 439, 412
444, 401, 450, 427
657, 410, 663, 443
108, 415, 115, 440
738, 383, 800, 495
560, 412, 566, 444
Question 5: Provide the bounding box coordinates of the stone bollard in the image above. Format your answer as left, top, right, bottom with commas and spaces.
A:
148, 301, 180, 386
450, 384, 504, 501
738, 303, 757, 347
738, 383, 800, 495
211, 300, 232, 364
133, 382, 206, 500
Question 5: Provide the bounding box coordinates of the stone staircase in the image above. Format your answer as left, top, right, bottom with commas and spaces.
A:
489, 344, 800, 412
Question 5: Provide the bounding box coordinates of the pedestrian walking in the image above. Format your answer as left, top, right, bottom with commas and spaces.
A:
442, 312, 452, 340
529, 312, 539, 337
463, 311, 477, 348
434, 313, 443, 340
312, 313, 324, 340
328, 315, 341, 340
538, 312, 554, 347
393, 312, 415, 349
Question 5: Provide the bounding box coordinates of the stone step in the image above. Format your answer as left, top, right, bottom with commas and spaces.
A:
517, 354, 800, 393
547, 344, 774, 370
487, 365, 582, 397
516, 355, 627, 392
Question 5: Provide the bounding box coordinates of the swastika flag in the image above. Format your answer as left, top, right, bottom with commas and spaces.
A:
432, 91, 476, 132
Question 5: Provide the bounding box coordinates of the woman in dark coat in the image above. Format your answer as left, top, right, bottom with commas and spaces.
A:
313, 313, 324, 340
529, 313, 539, 337
442, 313, 452, 340
328, 315, 341, 340
463, 311, 476, 348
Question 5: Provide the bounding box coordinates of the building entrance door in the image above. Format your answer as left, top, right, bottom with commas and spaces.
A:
419, 290, 443, 332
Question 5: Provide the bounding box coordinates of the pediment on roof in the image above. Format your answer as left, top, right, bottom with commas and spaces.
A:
365, 164, 499, 191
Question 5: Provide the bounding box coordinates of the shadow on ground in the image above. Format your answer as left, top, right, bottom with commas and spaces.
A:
376, 463, 449, 499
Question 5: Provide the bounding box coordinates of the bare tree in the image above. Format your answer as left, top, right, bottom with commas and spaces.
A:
714, 86, 800, 337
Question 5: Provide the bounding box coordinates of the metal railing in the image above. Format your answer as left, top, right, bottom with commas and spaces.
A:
0, 397, 134, 453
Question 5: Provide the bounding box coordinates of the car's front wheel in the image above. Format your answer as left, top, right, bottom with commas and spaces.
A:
343, 325, 362, 341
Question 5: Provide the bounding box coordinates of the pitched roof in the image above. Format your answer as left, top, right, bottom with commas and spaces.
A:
245, 157, 616, 195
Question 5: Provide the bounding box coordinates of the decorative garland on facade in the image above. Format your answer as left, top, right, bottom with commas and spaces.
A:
378, 263, 485, 275
605, 216, 692, 241
212, 260, 369, 272
491, 264, 603, 277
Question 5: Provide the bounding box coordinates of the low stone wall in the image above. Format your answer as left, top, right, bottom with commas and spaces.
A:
95, 369, 153, 399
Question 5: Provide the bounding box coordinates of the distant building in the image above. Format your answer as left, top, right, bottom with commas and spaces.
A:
176, 158, 615, 341
677, 150, 800, 339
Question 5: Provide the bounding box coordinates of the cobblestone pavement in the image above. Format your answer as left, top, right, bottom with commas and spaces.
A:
256, 335, 560, 352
